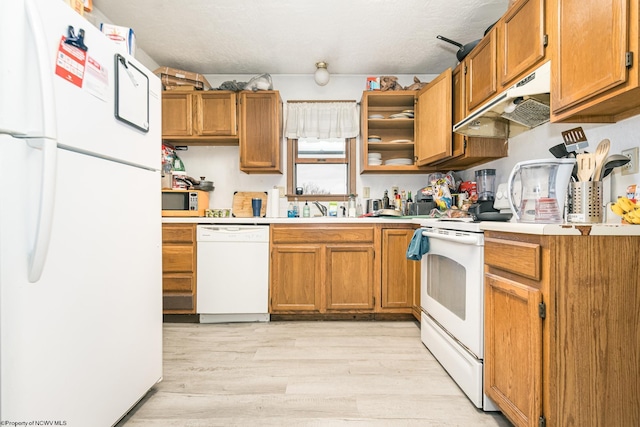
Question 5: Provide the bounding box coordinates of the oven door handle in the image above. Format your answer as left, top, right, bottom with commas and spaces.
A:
422, 229, 479, 245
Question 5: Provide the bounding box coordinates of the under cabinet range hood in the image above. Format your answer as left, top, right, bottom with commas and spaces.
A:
454, 61, 551, 138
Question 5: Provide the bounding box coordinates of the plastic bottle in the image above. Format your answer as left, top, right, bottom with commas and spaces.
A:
348, 194, 357, 218
356, 199, 363, 217
303, 201, 310, 218
287, 202, 295, 218
383, 190, 390, 209
293, 197, 299, 218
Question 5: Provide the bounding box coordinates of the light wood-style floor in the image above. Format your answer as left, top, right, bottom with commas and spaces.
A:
118, 321, 512, 426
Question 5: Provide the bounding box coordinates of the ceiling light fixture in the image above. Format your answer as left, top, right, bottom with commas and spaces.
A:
314, 61, 330, 86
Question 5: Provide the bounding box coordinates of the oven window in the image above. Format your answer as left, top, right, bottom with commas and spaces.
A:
426, 254, 466, 319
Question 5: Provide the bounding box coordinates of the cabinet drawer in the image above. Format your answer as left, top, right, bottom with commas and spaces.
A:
272, 226, 375, 244
163, 274, 194, 293
162, 245, 195, 273
162, 224, 196, 243
163, 294, 194, 312
485, 237, 541, 280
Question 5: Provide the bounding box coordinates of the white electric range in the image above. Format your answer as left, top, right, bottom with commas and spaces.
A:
417, 218, 499, 411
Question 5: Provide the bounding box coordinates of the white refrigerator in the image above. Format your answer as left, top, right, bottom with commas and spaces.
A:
0, 0, 162, 425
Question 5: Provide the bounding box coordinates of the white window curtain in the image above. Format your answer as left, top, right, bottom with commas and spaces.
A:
285, 102, 359, 139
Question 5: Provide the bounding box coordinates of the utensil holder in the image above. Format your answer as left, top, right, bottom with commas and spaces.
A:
568, 181, 602, 223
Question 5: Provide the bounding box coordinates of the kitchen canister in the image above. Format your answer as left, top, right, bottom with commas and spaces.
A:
567, 181, 603, 223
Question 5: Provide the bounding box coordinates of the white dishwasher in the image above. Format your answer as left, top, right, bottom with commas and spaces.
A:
196, 225, 270, 323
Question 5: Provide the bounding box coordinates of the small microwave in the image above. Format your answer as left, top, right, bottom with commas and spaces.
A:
161, 190, 209, 217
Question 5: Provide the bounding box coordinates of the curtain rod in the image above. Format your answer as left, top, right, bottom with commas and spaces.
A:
287, 100, 357, 104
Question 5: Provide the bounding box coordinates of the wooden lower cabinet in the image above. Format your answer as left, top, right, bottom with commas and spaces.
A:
484, 231, 640, 427
326, 245, 375, 311
485, 272, 543, 427
270, 224, 419, 317
270, 224, 376, 314
270, 245, 322, 312
162, 223, 197, 314
381, 227, 420, 320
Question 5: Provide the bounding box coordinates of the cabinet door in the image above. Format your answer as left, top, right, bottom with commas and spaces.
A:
325, 245, 375, 311
551, 0, 629, 113
381, 229, 413, 309
466, 28, 498, 111
239, 91, 282, 173
196, 92, 237, 136
499, 0, 546, 87
162, 93, 194, 136
451, 62, 467, 159
270, 245, 322, 312
484, 272, 543, 427
415, 68, 452, 165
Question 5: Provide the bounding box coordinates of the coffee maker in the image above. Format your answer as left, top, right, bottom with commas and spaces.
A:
469, 169, 512, 221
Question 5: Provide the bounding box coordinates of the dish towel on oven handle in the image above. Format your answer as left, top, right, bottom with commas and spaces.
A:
406, 228, 430, 260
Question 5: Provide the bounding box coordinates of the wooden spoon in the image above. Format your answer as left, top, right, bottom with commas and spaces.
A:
576, 153, 596, 182
592, 138, 611, 181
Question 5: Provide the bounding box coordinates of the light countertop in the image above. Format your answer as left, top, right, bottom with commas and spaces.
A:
162, 216, 640, 235
479, 221, 640, 236
161, 216, 420, 225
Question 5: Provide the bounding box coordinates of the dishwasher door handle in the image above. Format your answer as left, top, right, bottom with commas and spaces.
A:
201, 226, 241, 232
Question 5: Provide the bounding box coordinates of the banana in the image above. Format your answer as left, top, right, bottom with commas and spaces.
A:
628, 208, 640, 224
611, 203, 625, 216
617, 197, 636, 213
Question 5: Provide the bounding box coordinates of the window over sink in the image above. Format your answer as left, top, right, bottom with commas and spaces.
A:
286, 137, 356, 200
284, 100, 359, 200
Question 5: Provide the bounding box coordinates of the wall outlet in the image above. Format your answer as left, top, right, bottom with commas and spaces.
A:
622, 147, 639, 176
278, 186, 285, 197
362, 187, 370, 198
391, 186, 399, 194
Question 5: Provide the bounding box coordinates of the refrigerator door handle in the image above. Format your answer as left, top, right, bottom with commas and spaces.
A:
27, 138, 57, 282
25, 0, 58, 139
22, 0, 59, 282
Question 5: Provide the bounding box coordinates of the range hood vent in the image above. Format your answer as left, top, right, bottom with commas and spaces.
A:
454, 61, 551, 138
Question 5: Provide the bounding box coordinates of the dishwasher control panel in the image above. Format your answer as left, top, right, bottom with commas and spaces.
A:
197, 225, 269, 242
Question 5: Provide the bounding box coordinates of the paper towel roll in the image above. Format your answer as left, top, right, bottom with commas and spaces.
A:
267, 188, 281, 217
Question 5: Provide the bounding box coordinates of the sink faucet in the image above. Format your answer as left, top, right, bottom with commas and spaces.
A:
312, 201, 327, 216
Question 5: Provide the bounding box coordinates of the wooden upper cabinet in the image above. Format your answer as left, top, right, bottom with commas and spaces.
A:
451, 62, 467, 159
498, 0, 547, 88
360, 91, 420, 173
551, 0, 640, 122
466, 27, 498, 111
415, 68, 452, 165
162, 92, 194, 137
427, 62, 508, 170
239, 90, 283, 174
161, 91, 238, 143
196, 92, 237, 136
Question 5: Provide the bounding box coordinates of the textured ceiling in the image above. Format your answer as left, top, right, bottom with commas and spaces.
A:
93, 0, 509, 76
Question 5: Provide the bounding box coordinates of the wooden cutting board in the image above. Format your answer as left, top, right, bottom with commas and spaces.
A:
232, 191, 268, 217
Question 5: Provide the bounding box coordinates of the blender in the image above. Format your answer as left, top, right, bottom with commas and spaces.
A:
468, 169, 512, 221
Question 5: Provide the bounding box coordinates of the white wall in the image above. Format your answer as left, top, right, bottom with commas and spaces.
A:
170, 72, 640, 215
460, 115, 640, 204
176, 74, 438, 213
